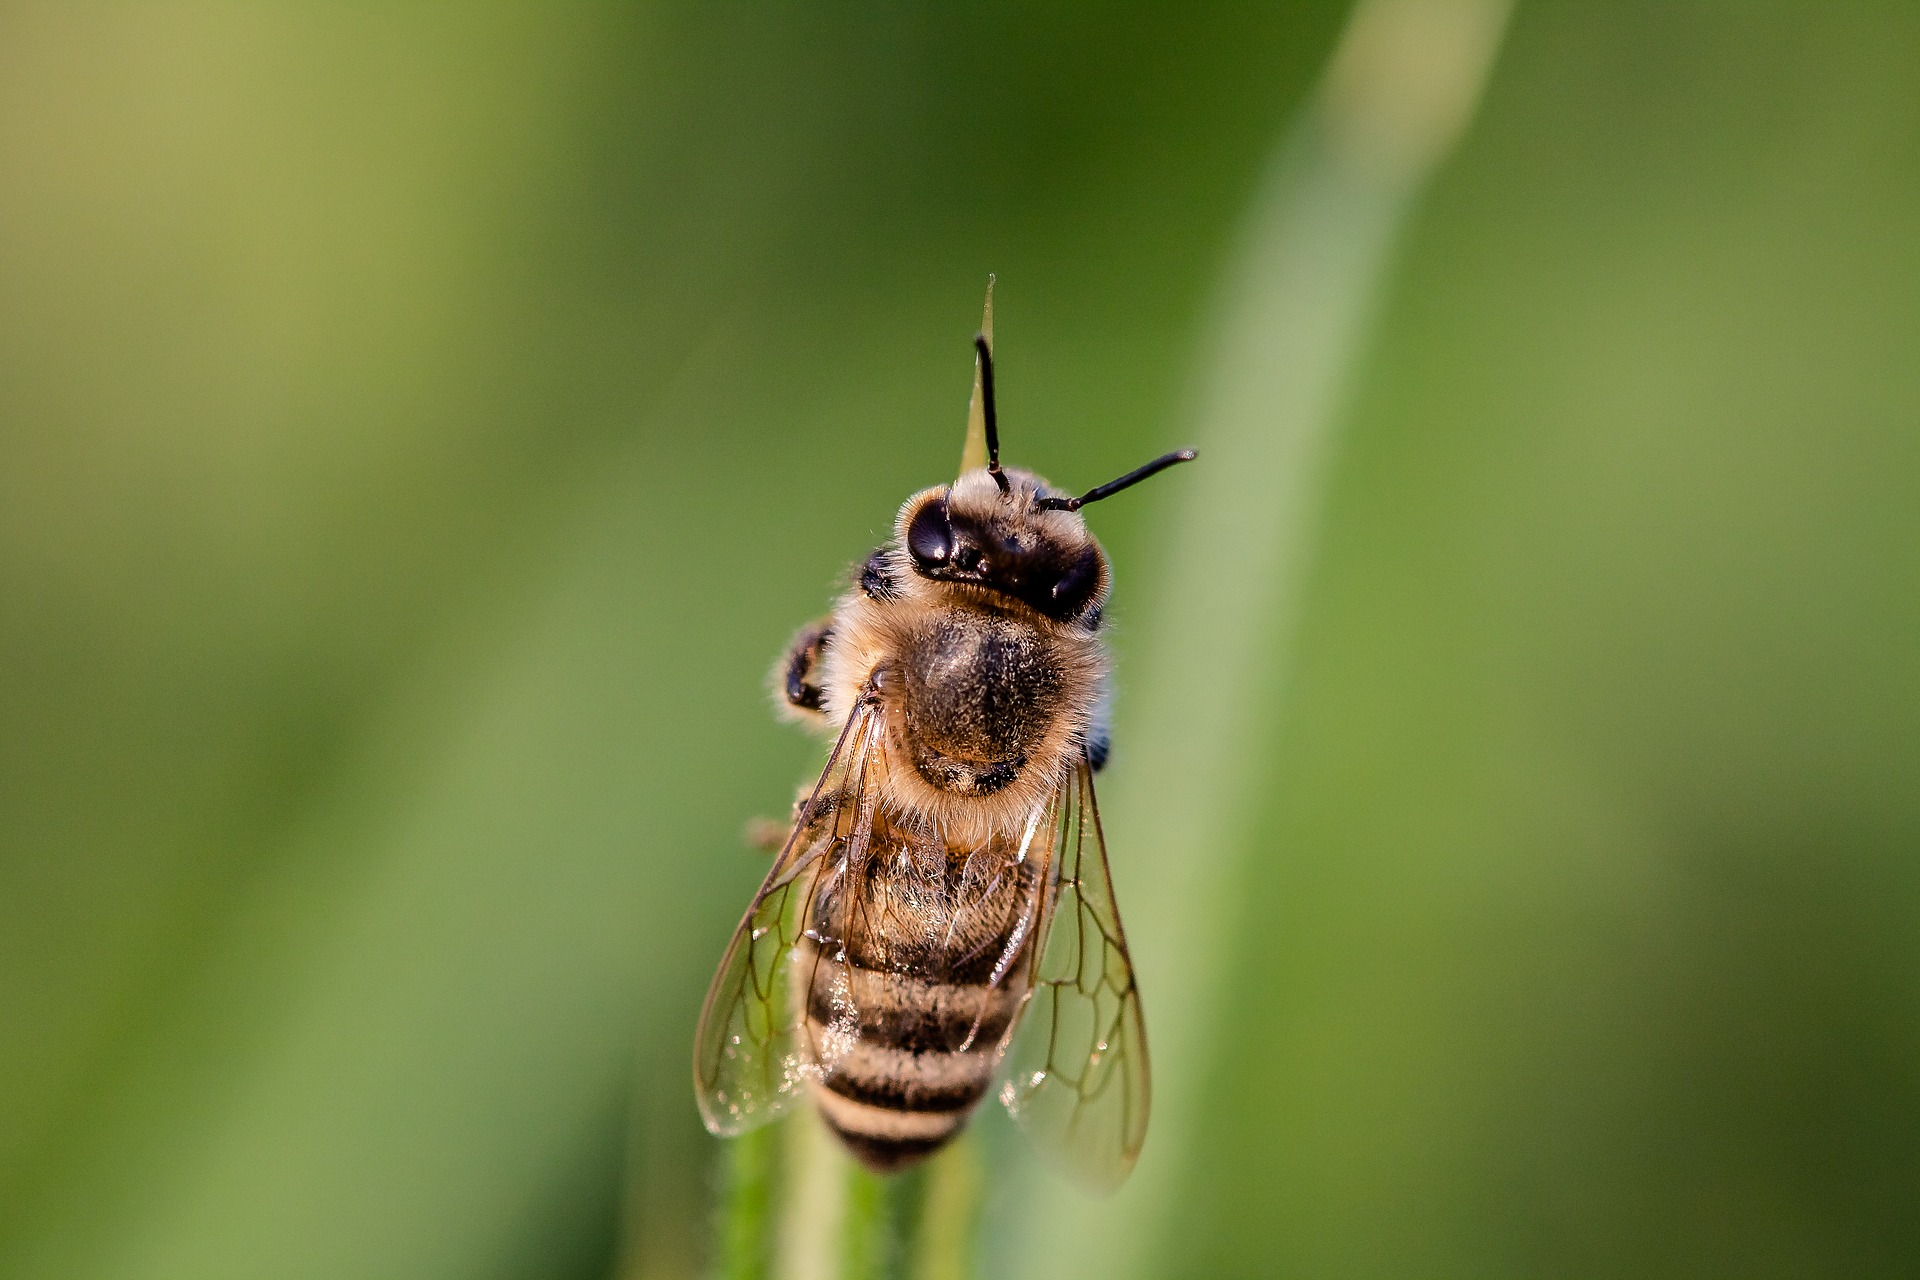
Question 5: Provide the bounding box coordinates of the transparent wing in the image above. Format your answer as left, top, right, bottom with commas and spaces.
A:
692, 703, 883, 1135
1000, 759, 1151, 1191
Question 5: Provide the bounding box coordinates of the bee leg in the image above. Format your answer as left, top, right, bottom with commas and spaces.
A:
1085, 721, 1112, 773
775, 617, 834, 724
858, 547, 901, 601
742, 816, 790, 855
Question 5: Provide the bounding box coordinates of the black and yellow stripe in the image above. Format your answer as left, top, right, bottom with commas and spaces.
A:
793, 844, 1036, 1173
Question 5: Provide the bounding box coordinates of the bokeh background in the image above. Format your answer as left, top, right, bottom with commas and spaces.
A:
2, 3, 1917, 1278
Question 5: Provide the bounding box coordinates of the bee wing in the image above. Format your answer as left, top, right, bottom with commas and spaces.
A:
999, 759, 1151, 1191
692, 702, 883, 1136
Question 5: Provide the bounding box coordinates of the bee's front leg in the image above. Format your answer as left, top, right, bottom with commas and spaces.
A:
1086, 721, 1111, 773
774, 617, 834, 725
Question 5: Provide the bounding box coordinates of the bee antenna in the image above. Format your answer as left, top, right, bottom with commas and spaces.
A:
1035, 449, 1198, 512
974, 333, 1010, 495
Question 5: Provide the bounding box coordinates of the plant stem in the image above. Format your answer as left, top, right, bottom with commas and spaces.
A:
959, 277, 994, 477
839, 1161, 925, 1280
774, 1112, 845, 1280
714, 1124, 777, 1280
912, 1137, 981, 1280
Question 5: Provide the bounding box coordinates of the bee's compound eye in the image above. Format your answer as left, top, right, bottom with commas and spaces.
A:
907, 497, 953, 567
1051, 545, 1102, 618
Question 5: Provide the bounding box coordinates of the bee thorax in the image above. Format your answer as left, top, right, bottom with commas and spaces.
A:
899, 613, 1064, 794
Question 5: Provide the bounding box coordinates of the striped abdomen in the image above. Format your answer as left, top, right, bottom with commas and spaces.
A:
796, 837, 1039, 1172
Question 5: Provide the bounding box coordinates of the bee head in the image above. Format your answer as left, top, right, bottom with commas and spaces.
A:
899, 472, 1105, 621
896, 335, 1197, 623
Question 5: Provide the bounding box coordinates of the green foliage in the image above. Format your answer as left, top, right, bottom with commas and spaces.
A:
1, 3, 1917, 1280
838, 1163, 923, 1280
714, 1126, 776, 1280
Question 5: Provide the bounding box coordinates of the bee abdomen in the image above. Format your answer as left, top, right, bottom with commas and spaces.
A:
809, 1035, 998, 1172
796, 940, 1019, 1172
824, 1030, 996, 1105
816, 1111, 956, 1173
802, 953, 1022, 1053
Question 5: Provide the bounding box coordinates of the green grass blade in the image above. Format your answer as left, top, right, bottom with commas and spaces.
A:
912, 1139, 981, 1280
1012, 3, 1512, 1277
712, 1125, 778, 1280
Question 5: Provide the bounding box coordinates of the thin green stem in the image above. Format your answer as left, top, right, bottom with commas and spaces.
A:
839, 1162, 925, 1280
713, 1124, 778, 1280
912, 1138, 981, 1280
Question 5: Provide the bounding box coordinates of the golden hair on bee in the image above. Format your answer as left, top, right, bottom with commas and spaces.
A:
814, 465, 1111, 852
701, 298, 1193, 1189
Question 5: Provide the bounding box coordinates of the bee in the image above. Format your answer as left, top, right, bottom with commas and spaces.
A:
694, 324, 1193, 1190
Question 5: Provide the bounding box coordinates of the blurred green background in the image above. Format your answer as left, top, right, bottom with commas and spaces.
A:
2, 2, 1916, 1278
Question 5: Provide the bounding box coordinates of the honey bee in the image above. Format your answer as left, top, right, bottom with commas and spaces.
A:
694, 326, 1193, 1190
